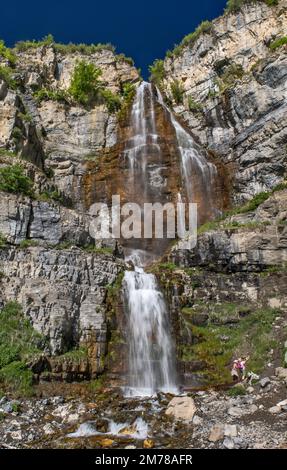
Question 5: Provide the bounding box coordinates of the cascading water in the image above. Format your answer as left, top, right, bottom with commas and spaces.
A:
121, 81, 218, 396
157, 88, 218, 222
122, 82, 177, 397
123, 265, 177, 397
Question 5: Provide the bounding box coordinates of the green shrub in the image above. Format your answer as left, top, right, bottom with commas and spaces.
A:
11, 126, 23, 141
227, 385, 246, 396
170, 79, 185, 105
0, 302, 44, 396
269, 36, 287, 50
33, 88, 68, 104
100, 89, 122, 113
54, 42, 115, 55
225, 0, 278, 14
216, 63, 245, 93
0, 149, 17, 158
0, 40, 17, 66
0, 164, 33, 196
188, 96, 203, 113
39, 188, 63, 203
14, 34, 54, 52
116, 53, 134, 66
19, 239, 39, 249
68, 60, 104, 105
117, 82, 136, 120
18, 112, 32, 123
167, 21, 213, 59
0, 66, 17, 89
149, 59, 166, 86
0, 362, 33, 397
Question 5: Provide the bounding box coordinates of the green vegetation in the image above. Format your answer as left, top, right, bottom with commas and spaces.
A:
188, 95, 203, 113
116, 53, 134, 66
68, 60, 104, 105
14, 34, 54, 52
0, 164, 34, 196
166, 21, 213, 59
215, 63, 245, 93
149, 59, 166, 87
0, 66, 17, 89
33, 88, 69, 104
57, 347, 88, 362
83, 245, 114, 255
0, 149, 17, 158
0, 233, 7, 248
181, 304, 279, 384
19, 239, 39, 249
269, 36, 287, 51
89, 376, 106, 391
225, 0, 278, 14
198, 182, 287, 234
38, 188, 63, 203
100, 89, 122, 113
227, 384, 246, 396
0, 302, 44, 396
118, 82, 136, 120
170, 80, 185, 105
0, 40, 17, 66
18, 112, 32, 123
53, 42, 115, 55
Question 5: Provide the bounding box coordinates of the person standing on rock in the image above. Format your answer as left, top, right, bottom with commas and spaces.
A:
231, 359, 241, 382
239, 357, 249, 381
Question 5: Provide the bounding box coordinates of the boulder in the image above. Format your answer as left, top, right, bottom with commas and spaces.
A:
208, 424, 224, 442
166, 396, 196, 421
275, 368, 287, 381
260, 377, 271, 388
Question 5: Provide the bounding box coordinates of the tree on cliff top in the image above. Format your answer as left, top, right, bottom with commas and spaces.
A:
68, 60, 104, 105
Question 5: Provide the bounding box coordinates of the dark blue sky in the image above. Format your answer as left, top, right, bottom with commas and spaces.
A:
2, 0, 227, 78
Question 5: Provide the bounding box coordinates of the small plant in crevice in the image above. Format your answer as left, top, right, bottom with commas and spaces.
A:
188, 95, 203, 113
269, 36, 287, 50
33, 88, 69, 104
170, 79, 185, 105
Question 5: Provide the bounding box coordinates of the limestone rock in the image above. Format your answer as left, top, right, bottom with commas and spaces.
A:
165, 396, 196, 421
208, 424, 224, 442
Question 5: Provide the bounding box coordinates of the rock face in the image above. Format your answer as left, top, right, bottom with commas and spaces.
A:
0, 245, 123, 361
0, 45, 140, 208
165, 396, 196, 421
173, 189, 287, 272
161, 0, 287, 203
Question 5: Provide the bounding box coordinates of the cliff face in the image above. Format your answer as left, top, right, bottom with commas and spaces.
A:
161, 0, 287, 204
0, 1, 286, 389
0, 46, 140, 208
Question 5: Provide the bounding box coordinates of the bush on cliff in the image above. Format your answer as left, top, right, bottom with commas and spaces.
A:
0, 302, 44, 396
149, 59, 166, 87
225, 0, 278, 14
269, 36, 287, 50
0, 40, 17, 66
68, 60, 104, 105
170, 79, 185, 105
0, 164, 33, 196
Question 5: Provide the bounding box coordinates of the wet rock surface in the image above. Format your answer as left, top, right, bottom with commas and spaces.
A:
0, 372, 287, 449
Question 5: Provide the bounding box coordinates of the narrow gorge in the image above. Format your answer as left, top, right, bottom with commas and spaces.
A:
0, 0, 287, 450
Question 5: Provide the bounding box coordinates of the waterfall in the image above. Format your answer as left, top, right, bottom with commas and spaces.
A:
156, 88, 217, 219
121, 81, 217, 396
122, 82, 177, 397
123, 264, 177, 397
